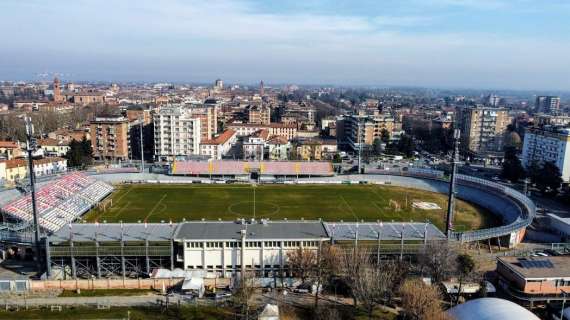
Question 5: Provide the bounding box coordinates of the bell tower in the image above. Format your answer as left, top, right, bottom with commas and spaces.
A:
53, 77, 63, 102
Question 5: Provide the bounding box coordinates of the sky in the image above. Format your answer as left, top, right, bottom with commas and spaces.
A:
1, 0, 569, 90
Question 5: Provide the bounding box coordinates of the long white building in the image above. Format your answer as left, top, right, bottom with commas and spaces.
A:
522, 126, 570, 182
153, 107, 201, 162
173, 220, 328, 278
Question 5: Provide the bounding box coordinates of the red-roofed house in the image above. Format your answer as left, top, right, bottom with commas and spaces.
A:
199, 129, 237, 160
0, 141, 22, 160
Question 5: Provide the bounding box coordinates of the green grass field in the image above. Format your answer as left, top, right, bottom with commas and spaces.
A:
84, 184, 498, 231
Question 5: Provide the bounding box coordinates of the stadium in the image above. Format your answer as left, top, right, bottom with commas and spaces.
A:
0, 159, 536, 280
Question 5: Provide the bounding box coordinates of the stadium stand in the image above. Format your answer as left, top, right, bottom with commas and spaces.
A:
171, 160, 334, 177
0, 172, 113, 233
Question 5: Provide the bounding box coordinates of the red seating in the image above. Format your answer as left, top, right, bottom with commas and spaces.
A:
172, 160, 333, 176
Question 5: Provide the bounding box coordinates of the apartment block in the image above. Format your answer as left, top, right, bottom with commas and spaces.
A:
521, 126, 570, 182
153, 107, 201, 162
90, 116, 130, 161
339, 114, 395, 151
457, 106, 511, 155
535, 96, 561, 114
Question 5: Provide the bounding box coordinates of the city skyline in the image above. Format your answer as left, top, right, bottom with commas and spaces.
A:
1, 0, 570, 90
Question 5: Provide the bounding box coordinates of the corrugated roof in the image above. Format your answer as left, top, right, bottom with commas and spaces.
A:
49, 223, 177, 243
174, 221, 328, 241
324, 222, 446, 241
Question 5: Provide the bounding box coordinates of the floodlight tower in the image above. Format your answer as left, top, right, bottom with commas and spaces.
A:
139, 116, 145, 173
24, 117, 43, 272
357, 119, 363, 174
445, 129, 461, 238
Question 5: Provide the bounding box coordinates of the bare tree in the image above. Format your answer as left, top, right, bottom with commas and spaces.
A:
233, 271, 256, 320
340, 248, 406, 319
340, 246, 370, 306
313, 243, 341, 309
400, 279, 450, 320
286, 247, 317, 283
418, 241, 458, 284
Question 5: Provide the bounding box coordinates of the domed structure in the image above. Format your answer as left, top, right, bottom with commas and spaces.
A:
447, 298, 539, 320
503, 130, 522, 149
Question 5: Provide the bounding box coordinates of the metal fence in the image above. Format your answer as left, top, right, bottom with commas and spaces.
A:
450, 174, 535, 242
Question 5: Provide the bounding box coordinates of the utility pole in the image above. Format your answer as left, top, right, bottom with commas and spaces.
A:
139, 116, 145, 173
24, 117, 42, 273
446, 129, 461, 238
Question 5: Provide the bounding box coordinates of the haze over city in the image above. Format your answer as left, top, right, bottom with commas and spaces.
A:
1, 0, 570, 90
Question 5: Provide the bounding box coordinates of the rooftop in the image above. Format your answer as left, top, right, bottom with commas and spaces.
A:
324, 222, 446, 241
201, 129, 236, 145
174, 220, 329, 241
49, 223, 176, 243
0, 141, 19, 149
498, 256, 570, 279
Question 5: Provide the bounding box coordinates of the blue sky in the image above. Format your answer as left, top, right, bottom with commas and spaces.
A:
1, 0, 569, 90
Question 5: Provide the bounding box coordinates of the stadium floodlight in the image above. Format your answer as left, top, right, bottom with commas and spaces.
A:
23, 116, 43, 274
446, 129, 461, 238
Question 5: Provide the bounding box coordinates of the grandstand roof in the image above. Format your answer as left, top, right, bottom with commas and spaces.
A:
174, 221, 329, 241
49, 223, 176, 243
323, 222, 446, 241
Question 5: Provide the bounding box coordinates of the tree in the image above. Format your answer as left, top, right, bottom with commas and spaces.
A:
532, 161, 563, 195
454, 254, 476, 305
418, 241, 457, 284
313, 244, 341, 309
65, 137, 93, 168
400, 279, 450, 320
286, 247, 317, 283
373, 138, 383, 155
501, 146, 525, 183
233, 271, 256, 320
380, 129, 390, 143
396, 135, 416, 158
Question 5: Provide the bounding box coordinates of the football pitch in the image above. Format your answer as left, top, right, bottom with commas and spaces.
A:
84, 184, 499, 232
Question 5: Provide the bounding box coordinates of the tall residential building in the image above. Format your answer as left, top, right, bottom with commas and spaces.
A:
488, 94, 500, 107
199, 99, 220, 139
90, 116, 130, 161
535, 96, 561, 114
153, 107, 201, 162
457, 106, 511, 155
339, 114, 395, 151
260, 80, 265, 97
214, 78, 223, 90
522, 126, 570, 182
248, 104, 271, 125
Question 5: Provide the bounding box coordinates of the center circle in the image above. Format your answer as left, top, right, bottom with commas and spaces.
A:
227, 201, 280, 217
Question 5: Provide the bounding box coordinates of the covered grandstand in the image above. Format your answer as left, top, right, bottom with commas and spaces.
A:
171, 160, 334, 178
0, 172, 114, 233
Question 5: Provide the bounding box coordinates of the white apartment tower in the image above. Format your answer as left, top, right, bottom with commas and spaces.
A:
522, 126, 570, 182
153, 107, 201, 161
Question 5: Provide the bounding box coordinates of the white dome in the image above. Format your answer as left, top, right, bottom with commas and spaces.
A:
447, 298, 540, 320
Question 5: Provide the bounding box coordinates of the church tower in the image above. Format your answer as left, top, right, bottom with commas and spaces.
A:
53, 77, 63, 102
